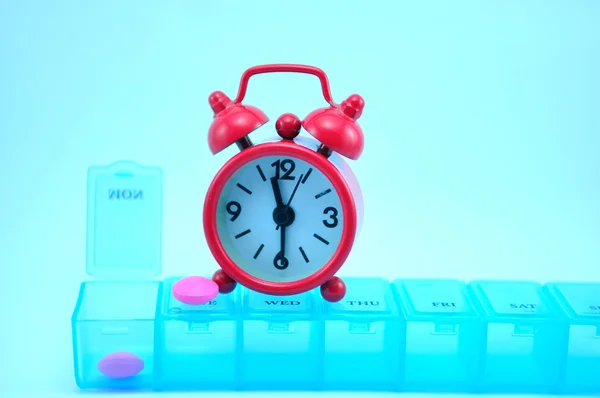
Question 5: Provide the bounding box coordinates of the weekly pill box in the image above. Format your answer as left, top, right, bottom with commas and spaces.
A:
71, 161, 600, 394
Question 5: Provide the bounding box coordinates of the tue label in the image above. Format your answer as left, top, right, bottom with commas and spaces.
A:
169, 300, 223, 314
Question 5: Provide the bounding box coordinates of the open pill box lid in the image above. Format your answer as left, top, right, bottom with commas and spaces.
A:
86, 161, 163, 280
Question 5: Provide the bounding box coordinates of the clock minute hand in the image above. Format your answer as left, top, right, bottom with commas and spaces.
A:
280, 224, 286, 258
285, 174, 304, 208
273, 224, 289, 270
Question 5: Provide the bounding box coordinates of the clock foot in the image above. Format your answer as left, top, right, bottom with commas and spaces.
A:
320, 277, 346, 302
212, 269, 237, 294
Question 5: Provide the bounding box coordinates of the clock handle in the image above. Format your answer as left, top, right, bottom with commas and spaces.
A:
233, 64, 338, 108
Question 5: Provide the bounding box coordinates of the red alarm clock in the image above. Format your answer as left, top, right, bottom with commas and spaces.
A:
203, 64, 364, 302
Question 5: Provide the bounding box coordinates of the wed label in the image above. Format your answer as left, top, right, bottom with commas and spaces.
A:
247, 291, 311, 313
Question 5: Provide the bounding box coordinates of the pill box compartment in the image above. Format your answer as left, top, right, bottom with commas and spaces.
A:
469, 280, 568, 393
545, 282, 600, 394
392, 279, 484, 392
155, 277, 239, 390
319, 278, 402, 390
73, 161, 164, 389
240, 288, 320, 389
72, 281, 160, 389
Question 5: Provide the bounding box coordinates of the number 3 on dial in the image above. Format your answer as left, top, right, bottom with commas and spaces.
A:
323, 206, 338, 228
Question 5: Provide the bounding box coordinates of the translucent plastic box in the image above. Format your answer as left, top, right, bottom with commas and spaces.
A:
545, 282, 600, 394
468, 280, 568, 393
155, 277, 240, 390
72, 161, 163, 390
319, 277, 402, 390
392, 279, 484, 392
240, 288, 320, 389
72, 281, 160, 389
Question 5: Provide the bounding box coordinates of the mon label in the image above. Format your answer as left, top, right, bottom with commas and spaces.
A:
108, 189, 143, 200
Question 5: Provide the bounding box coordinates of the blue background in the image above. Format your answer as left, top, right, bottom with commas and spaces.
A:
1, 0, 599, 396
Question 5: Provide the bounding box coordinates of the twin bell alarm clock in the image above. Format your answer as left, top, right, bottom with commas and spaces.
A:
203, 64, 365, 302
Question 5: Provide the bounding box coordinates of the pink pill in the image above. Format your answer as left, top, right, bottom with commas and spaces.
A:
172, 276, 219, 305
98, 352, 144, 378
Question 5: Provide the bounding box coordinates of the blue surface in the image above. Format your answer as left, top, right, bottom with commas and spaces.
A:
3, 2, 600, 397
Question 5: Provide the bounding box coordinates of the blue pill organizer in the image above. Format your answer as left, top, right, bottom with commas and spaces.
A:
72, 161, 600, 394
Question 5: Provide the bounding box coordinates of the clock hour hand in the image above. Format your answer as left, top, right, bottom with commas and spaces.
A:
273, 224, 289, 270
270, 177, 284, 207
276, 173, 303, 230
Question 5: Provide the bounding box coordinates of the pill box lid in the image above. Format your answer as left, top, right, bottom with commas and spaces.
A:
86, 161, 163, 279
470, 280, 559, 320
393, 279, 479, 320
546, 282, 600, 320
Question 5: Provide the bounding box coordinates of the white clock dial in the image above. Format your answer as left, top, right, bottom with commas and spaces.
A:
216, 155, 344, 283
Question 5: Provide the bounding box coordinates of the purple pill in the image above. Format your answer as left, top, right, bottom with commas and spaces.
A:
98, 352, 144, 378
172, 276, 219, 305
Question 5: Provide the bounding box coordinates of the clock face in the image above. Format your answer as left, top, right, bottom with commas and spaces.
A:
215, 155, 344, 283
